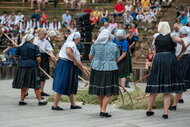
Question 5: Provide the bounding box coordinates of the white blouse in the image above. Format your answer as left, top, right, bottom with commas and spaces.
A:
59, 41, 81, 62
33, 37, 53, 53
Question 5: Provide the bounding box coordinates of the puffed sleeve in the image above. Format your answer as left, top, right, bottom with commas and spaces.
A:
121, 40, 128, 52
89, 44, 95, 56
45, 40, 53, 52
35, 45, 41, 57
65, 41, 76, 52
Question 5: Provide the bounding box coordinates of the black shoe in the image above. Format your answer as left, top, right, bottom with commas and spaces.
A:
99, 112, 112, 117
19, 101, 27, 105
162, 114, 168, 119
178, 99, 184, 103
52, 106, 64, 111
169, 106, 177, 111
146, 111, 154, 116
38, 101, 47, 106
70, 105, 82, 109
41, 92, 50, 96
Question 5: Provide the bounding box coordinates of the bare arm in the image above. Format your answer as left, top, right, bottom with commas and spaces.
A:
117, 52, 126, 63
172, 36, 185, 47
36, 56, 41, 64
89, 55, 93, 60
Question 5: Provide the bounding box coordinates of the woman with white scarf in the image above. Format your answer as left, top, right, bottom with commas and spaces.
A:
169, 26, 190, 111
89, 29, 120, 117
113, 29, 129, 89
146, 22, 186, 119
12, 34, 47, 106
52, 32, 88, 111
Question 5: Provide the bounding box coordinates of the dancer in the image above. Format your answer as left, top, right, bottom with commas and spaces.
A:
34, 28, 56, 96
113, 29, 129, 88
89, 29, 120, 117
52, 32, 88, 111
169, 26, 190, 111
12, 34, 47, 106
145, 22, 186, 119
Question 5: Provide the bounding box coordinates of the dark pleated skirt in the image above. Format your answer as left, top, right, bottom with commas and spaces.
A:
126, 52, 132, 76
118, 56, 128, 78
40, 53, 50, 81
183, 54, 190, 89
12, 66, 41, 89
89, 69, 119, 96
52, 59, 79, 95
146, 52, 186, 93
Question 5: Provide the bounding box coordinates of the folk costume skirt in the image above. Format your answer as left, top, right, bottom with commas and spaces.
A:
183, 54, 190, 89
89, 69, 119, 96
117, 56, 128, 78
52, 59, 79, 95
12, 66, 41, 89
40, 53, 50, 81
146, 52, 186, 93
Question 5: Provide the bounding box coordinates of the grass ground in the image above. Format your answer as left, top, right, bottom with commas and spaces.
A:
47, 88, 173, 110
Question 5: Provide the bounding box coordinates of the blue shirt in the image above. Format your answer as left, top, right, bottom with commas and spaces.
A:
180, 16, 188, 25
62, 14, 71, 24
15, 42, 41, 67
113, 37, 129, 52
7, 48, 17, 57
89, 42, 120, 71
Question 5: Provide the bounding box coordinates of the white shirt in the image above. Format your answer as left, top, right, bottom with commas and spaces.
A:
125, 5, 133, 12
50, 21, 61, 30
59, 41, 81, 61
136, 14, 145, 20
33, 37, 53, 53
29, 20, 40, 29
176, 36, 190, 56
15, 14, 24, 22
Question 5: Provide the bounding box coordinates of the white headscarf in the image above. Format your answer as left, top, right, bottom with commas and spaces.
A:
158, 22, 171, 36
19, 34, 34, 46
179, 26, 189, 35
65, 32, 81, 44
94, 29, 112, 44
116, 29, 124, 37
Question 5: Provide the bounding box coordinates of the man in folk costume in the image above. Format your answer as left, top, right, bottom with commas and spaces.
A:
169, 26, 190, 111
19, 17, 30, 35
29, 18, 40, 30
42, 19, 51, 31
50, 17, 61, 32
33, 28, 56, 96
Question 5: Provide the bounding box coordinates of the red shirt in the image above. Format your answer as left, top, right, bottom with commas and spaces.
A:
40, 14, 48, 24
114, 3, 124, 13
83, 9, 93, 13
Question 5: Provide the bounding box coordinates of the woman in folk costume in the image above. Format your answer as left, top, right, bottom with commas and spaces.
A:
146, 22, 186, 119
52, 32, 88, 111
169, 26, 190, 111
12, 34, 47, 106
33, 28, 56, 97
113, 29, 129, 88
89, 29, 120, 117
